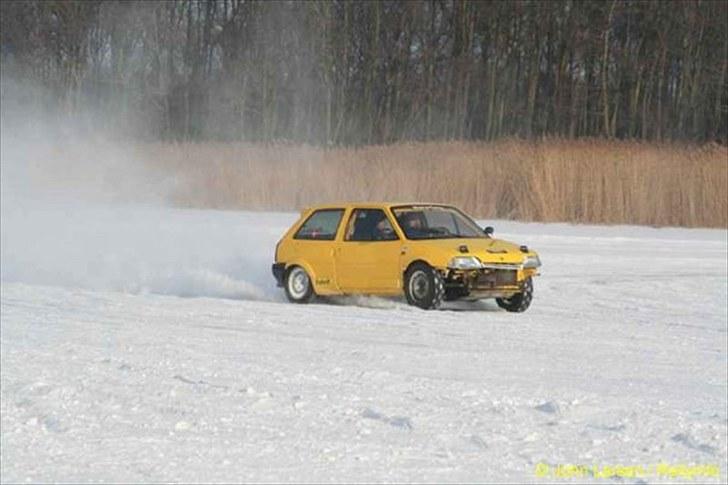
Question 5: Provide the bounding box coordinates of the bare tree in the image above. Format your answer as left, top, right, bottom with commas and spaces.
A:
1, 0, 726, 144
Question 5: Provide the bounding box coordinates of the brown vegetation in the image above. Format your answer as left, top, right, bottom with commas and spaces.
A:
140, 139, 727, 228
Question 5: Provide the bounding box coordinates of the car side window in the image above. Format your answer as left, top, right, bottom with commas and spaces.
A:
345, 209, 399, 241
294, 209, 344, 240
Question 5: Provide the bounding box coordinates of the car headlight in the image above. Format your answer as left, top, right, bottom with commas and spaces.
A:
523, 255, 541, 268
448, 256, 483, 270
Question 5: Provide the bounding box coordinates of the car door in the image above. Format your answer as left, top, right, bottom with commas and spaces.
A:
334, 208, 403, 293
290, 208, 345, 292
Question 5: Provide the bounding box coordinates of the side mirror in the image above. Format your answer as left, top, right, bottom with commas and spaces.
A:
484, 226, 494, 236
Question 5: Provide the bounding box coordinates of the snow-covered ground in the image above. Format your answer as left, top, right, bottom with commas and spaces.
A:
1, 203, 726, 483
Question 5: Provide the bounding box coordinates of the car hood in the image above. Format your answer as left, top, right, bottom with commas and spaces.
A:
412, 237, 531, 265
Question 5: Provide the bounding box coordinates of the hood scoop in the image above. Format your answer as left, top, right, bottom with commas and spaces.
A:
487, 248, 507, 254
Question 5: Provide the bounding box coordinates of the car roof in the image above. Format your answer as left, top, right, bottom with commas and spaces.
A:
303, 202, 456, 211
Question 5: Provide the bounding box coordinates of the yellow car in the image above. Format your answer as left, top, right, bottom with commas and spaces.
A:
272, 203, 541, 312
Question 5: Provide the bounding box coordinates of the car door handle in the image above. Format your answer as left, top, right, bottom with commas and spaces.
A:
400, 246, 408, 255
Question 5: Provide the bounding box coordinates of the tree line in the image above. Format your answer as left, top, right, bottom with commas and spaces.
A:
1, 0, 726, 144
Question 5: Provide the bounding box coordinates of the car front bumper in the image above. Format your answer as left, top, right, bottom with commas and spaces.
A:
444, 266, 537, 299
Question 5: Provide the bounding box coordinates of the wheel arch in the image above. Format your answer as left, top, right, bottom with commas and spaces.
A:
284, 259, 322, 293
403, 259, 434, 277
402, 259, 443, 290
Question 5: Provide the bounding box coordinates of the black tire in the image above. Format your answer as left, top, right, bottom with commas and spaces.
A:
496, 277, 533, 313
404, 262, 444, 310
284, 266, 315, 303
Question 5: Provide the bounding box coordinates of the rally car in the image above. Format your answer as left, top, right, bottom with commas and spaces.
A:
272, 203, 541, 312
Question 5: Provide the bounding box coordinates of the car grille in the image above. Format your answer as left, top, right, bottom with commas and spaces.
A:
475, 269, 517, 287
495, 270, 517, 286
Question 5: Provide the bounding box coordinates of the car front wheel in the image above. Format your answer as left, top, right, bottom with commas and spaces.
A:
496, 277, 533, 313
285, 266, 315, 303
404, 262, 444, 310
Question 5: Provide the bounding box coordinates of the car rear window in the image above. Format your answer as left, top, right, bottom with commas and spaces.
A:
294, 209, 344, 240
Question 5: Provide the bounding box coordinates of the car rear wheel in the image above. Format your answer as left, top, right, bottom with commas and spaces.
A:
404, 262, 444, 310
496, 277, 533, 313
285, 266, 315, 303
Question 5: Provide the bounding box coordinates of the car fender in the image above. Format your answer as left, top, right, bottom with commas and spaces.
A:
401, 246, 452, 272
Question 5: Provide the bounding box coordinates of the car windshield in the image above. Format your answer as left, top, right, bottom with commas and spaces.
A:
392, 206, 485, 240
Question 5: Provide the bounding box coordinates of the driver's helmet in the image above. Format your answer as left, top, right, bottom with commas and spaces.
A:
404, 211, 423, 228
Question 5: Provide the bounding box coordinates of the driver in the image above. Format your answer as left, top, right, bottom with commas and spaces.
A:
373, 216, 394, 240
399, 212, 426, 238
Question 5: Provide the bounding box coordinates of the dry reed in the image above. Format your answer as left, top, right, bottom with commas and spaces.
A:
136, 139, 726, 228
32, 138, 723, 228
